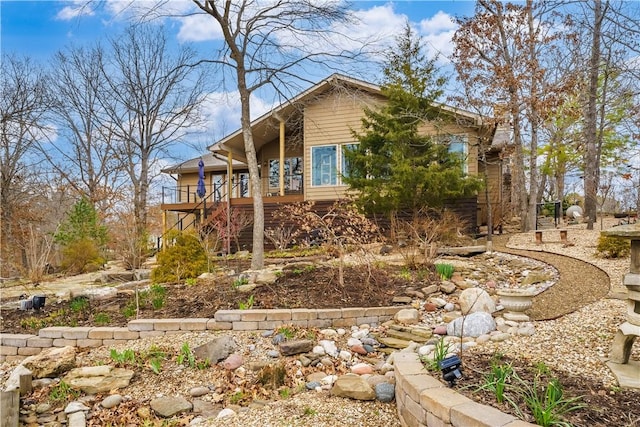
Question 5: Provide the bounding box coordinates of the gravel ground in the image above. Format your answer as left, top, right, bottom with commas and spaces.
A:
4, 218, 636, 426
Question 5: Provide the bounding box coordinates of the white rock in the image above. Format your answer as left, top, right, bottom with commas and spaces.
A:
351, 329, 369, 340
319, 340, 338, 357
65, 401, 90, 414
394, 308, 420, 324
337, 328, 347, 335
444, 302, 455, 312
217, 408, 236, 419
430, 297, 448, 308
320, 329, 338, 337
359, 324, 370, 330
459, 288, 496, 314
312, 346, 326, 356
339, 350, 352, 361
320, 375, 337, 385
418, 345, 436, 356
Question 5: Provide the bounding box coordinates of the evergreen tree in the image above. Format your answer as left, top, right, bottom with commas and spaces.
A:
344, 23, 481, 217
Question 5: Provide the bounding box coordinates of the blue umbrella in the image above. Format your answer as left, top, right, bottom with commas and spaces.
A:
197, 159, 206, 199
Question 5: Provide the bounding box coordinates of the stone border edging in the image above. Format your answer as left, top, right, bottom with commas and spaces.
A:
393, 352, 536, 427
0, 306, 405, 362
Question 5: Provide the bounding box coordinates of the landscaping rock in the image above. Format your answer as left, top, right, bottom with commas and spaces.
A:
22, 346, 76, 379
279, 339, 314, 356
193, 336, 237, 363
375, 382, 395, 402
394, 308, 419, 324
446, 312, 496, 337
67, 411, 86, 427
64, 401, 90, 414
150, 396, 193, 418
64, 366, 134, 394
100, 394, 122, 409
189, 386, 210, 397
331, 375, 375, 400
459, 288, 496, 314
222, 353, 244, 370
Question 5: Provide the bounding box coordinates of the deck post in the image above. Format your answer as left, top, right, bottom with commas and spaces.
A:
279, 119, 285, 196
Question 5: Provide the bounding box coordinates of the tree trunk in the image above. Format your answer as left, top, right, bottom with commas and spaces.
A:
584, 0, 602, 230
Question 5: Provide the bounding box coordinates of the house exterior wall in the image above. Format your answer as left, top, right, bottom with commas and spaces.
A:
303, 91, 382, 201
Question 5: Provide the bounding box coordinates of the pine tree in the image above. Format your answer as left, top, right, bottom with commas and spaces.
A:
344, 23, 481, 218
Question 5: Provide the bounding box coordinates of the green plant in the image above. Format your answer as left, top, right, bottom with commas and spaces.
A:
276, 326, 295, 340
152, 230, 208, 283
69, 296, 89, 313
229, 391, 245, 404
596, 235, 630, 258
477, 361, 514, 404
149, 358, 162, 374
110, 348, 136, 366
150, 283, 167, 309
49, 380, 79, 403
93, 312, 111, 325
196, 359, 210, 370
122, 303, 136, 319
398, 266, 412, 280
303, 407, 317, 416
177, 342, 196, 368
420, 337, 451, 371
279, 387, 291, 399
238, 294, 255, 310
185, 277, 197, 286
20, 316, 47, 330
435, 263, 455, 280
232, 276, 249, 288
509, 368, 585, 427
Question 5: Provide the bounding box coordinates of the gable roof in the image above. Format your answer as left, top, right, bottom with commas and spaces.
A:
161, 153, 245, 174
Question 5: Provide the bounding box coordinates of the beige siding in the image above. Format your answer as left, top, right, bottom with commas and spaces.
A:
304, 91, 381, 201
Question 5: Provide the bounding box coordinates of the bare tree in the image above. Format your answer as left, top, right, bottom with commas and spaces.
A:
45, 45, 127, 214
95, 24, 208, 265
0, 55, 52, 275
191, 0, 366, 269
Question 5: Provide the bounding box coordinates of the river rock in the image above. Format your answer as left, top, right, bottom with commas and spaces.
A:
222, 353, 244, 370
101, 394, 122, 409
394, 308, 419, 324
375, 382, 395, 402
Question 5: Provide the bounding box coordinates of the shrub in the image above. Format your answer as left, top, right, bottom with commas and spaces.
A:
435, 263, 455, 280
61, 238, 105, 274
152, 231, 208, 282
596, 236, 630, 258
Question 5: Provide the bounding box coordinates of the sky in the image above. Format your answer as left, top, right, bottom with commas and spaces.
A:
1, 0, 479, 163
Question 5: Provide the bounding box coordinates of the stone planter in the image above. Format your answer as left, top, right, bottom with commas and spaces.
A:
497, 288, 535, 322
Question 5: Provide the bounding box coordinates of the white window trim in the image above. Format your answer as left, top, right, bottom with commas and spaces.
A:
310, 143, 357, 187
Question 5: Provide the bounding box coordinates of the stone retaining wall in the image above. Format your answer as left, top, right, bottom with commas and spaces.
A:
393, 352, 535, 427
0, 306, 403, 362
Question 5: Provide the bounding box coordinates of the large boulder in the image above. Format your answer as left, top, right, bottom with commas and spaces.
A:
458, 288, 496, 314
330, 375, 375, 400
193, 336, 237, 363
22, 346, 76, 379
446, 312, 496, 337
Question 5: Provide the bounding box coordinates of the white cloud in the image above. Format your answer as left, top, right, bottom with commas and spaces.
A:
420, 10, 457, 33
177, 14, 223, 42
196, 91, 273, 138
55, 2, 95, 21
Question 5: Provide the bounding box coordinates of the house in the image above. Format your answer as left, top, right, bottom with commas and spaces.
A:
160, 74, 509, 249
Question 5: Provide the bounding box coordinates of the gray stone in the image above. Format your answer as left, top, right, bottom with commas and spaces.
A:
267, 350, 280, 358
193, 336, 237, 363
35, 403, 51, 413
374, 382, 395, 403
189, 386, 210, 397
67, 411, 86, 427
64, 401, 90, 414
272, 333, 286, 345
101, 394, 123, 409
439, 281, 457, 294
446, 312, 497, 337
306, 381, 321, 390
22, 346, 76, 379
279, 339, 314, 356
192, 399, 219, 418
421, 285, 439, 295
392, 296, 412, 305
458, 288, 496, 314
330, 375, 375, 400
150, 396, 193, 418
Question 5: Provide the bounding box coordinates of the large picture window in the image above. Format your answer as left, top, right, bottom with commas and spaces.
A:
311, 143, 358, 187
268, 157, 303, 193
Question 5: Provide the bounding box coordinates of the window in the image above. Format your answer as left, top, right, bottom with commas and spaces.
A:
211, 174, 225, 202
342, 143, 357, 179
268, 157, 303, 193
440, 134, 468, 174
311, 143, 358, 187
236, 173, 250, 198
312, 145, 337, 186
